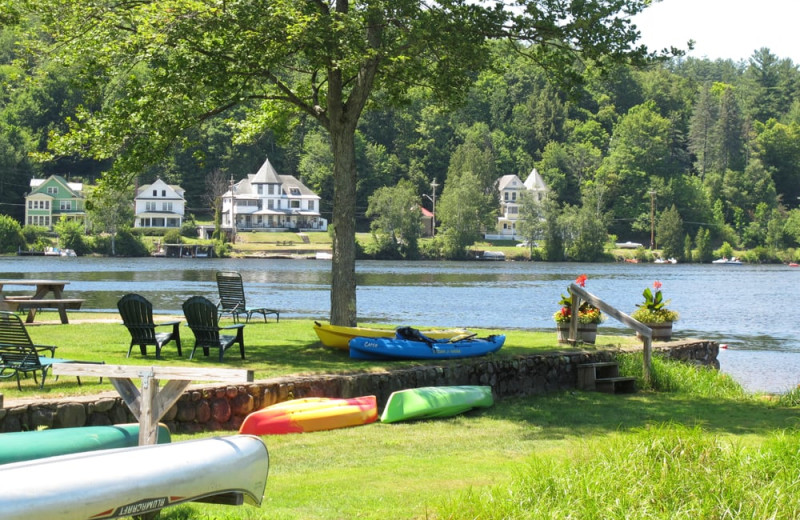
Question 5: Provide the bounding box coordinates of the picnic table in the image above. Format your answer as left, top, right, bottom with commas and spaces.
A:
0, 280, 85, 324
53, 364, 254, 445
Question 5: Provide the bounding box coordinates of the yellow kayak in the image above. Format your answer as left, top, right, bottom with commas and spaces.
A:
313, 321, 472, 350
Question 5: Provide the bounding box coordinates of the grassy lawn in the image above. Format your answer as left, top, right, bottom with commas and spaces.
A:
7, 313, 800, 519
160, 362, 800, 519
0, 313, 636, 399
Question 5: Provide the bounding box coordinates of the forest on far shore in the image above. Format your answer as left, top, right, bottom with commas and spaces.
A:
2, 11, 800, 262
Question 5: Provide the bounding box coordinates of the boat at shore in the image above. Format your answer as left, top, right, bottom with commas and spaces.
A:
349, 327, 505, 361
313, 321, 472, 350
712, 257, 743, 265
0, 423, 171, 465
239, 396, 378, 434
0, 435, 269, 520
380, 385, 494, 423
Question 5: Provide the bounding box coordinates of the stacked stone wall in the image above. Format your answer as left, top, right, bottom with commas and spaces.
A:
0, 341, 717, 433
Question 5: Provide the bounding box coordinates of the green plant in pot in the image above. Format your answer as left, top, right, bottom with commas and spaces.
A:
631, 280, 678, 340
554, 274, 602, 343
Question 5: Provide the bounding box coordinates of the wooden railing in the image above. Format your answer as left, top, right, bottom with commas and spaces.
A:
567, 283, 652, 385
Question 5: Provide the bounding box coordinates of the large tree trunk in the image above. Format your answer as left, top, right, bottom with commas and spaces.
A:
329, 124, 358, 326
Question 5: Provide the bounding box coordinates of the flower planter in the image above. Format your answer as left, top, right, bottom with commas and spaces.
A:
556, 323, 597, 344
637, 322, 673, 342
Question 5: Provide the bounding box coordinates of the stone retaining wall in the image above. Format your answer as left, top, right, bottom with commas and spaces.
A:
0, 340, 718, 433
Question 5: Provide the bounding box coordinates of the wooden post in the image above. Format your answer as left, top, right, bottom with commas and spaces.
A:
53, 364, 254, 445
567, 283, 653, 384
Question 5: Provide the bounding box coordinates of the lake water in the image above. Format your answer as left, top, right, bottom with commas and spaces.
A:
1, 256, 798, 394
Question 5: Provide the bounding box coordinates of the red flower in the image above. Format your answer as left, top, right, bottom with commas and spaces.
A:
653, 280, 662, 291
575, 274, 588, 287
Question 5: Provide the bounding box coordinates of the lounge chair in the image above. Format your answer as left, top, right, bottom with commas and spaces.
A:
215, 271, 280, 323
182, 296, 246, 362
117, 293, 182, 359
0, 311, 79, 389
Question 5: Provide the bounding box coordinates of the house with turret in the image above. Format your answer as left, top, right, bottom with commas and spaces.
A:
489, 167, 549, 240
221, 157, 326, 232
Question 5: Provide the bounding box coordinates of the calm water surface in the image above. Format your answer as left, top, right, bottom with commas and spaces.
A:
1, 256, 797, 393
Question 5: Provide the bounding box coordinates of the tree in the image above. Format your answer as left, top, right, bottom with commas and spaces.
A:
0, 214, 24, 253
13, 0, 656, 326
86, 185, 134, 256
695, 227, 713, 263
558, 185, 609, 261
656, 204, 684, 261
437, 171, 496, 259
365, 181, 421, 259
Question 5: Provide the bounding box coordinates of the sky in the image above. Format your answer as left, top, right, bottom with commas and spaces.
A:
631, 0, 800, 64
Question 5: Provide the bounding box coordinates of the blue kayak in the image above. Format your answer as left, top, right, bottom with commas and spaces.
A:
349, 327, 505, 360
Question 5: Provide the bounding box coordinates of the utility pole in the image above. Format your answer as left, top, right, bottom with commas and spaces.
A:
423, 179, 439, 237
649, 190, 656, 250
230, 175, 237, 244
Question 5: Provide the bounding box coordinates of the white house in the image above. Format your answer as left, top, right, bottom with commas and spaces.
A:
221, 157, 327, 232
490, 167, 548, 240
134, 179, 186, 228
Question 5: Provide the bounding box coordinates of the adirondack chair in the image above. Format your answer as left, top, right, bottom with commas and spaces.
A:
0, 311, 78, 389
182, 296, 246, 362
215, 271, 280, 323
117, 293, 182, 359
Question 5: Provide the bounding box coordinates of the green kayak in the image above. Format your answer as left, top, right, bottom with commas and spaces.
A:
0, 423, 171, 465
380, 385, 494, 423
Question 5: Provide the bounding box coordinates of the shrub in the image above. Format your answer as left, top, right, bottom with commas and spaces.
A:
0, 215, 25, 253
114, 229, 150, 257
163, 229, 182, 244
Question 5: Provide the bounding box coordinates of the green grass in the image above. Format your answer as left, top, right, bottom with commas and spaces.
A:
158, 358, 800, 519
1, 314, 632, 399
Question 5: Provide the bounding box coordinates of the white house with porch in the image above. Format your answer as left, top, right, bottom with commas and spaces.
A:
134, 179, 186, 228
488, 167, 549, 240
221, 157, 327, 232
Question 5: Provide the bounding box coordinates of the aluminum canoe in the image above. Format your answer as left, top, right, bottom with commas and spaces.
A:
0, 434, 269, 520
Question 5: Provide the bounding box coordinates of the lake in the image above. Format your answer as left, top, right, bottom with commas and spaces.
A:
1, 256, 797, 394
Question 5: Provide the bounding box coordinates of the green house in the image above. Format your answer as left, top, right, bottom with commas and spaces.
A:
24, 175, 87, 230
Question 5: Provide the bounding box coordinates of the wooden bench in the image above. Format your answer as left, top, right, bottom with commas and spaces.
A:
1, 298, 85, 324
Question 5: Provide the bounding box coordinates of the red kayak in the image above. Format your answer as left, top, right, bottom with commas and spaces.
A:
239, 395, 378, 435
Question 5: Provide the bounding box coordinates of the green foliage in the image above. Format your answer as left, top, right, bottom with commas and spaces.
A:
656, 204, 684, 261
179, 217, 198, 238
163, 229, 182, 244
437, 171, 496, 259
53, 219, 87, 254
715, 241, 735, 260
695, 227, 713, 263
365, 181, 421, 259
113, 228, 149, 257
0, 214, 24, 253
631, 281, 679, 323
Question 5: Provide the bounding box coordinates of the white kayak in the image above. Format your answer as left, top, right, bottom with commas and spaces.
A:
0, 435, 269, 520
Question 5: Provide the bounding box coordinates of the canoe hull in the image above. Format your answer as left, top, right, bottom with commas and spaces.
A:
239, 396, 378, 435
381, 385, 494, 423
0, 423, 171, 465
0, 434, 269, 520
313, 322, 471, 350
349, 335, 505, 360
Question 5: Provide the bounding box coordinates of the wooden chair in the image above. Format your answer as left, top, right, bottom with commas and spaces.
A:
182, 296, 246, 362
215, 271, 280, 323
117, 293, 182, 359
0, 311, 78, 389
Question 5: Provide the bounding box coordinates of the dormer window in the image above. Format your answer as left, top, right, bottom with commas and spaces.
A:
290, 187, 301, 196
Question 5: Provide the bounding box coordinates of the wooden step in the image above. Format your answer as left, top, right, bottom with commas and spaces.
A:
594, 377, 636, 394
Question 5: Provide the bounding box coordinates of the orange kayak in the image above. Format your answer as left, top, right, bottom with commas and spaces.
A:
239, 396, 378, 435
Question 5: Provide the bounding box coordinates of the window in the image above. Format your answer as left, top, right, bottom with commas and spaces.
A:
504, 192, 509, 201
146, 202, 156, 212
308, 200, 315, 211
268, 184, 275, 195
162, 190, 166, 197
153, 189, 157, 196
163, 202, 173, 212
290, 187, 301, 196
512, 192, 516, 201
47, 186, 58, 195
257, 184, 263, 195
290, 200, 300, 209
60, 200, 72, 211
